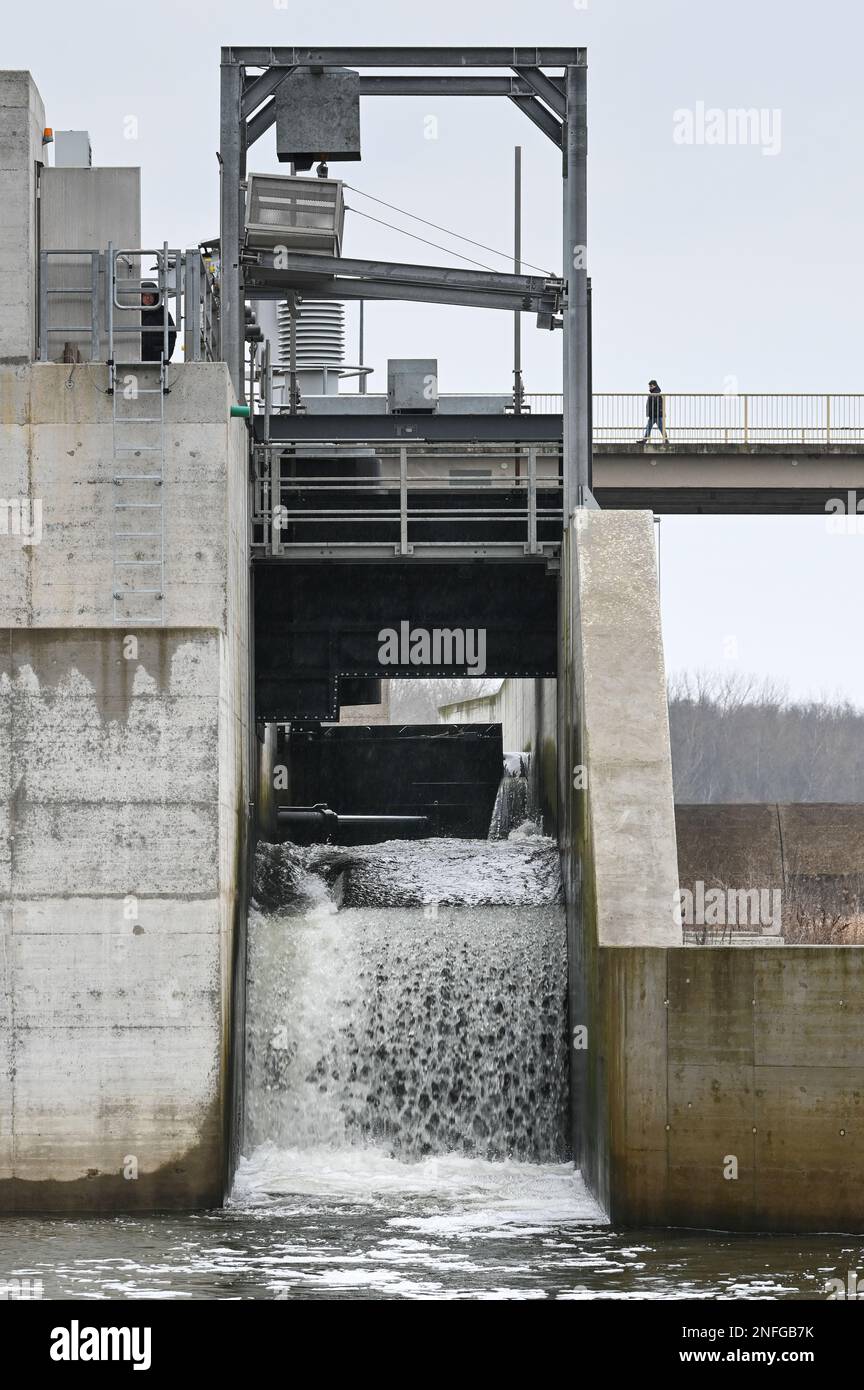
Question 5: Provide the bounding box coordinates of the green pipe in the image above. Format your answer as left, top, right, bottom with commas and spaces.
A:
230, 403, 251, 418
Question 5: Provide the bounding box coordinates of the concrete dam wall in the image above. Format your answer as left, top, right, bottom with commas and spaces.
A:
553, 509, 864, 1230
0, 363, 249, 1209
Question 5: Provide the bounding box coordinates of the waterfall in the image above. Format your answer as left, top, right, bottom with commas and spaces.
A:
244, 837, 569, 1165
488, 752, 538, 839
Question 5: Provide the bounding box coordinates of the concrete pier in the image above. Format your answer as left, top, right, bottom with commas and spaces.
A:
560, 509, 864, 1230
0, 364, 249, 1210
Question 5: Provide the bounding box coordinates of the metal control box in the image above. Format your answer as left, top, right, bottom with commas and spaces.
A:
387, 358, 439, 414
275, 67, 361, 167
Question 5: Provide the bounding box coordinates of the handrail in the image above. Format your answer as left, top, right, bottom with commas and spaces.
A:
523, 392, 864, 445
37, 246, 221, 364
251, 438, 562, 558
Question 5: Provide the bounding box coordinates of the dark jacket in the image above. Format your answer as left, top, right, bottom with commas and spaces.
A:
646, 385, 663, 421
141, 307, 177, 363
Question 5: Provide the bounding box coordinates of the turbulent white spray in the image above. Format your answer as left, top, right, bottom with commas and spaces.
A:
245, 839, 569, 1163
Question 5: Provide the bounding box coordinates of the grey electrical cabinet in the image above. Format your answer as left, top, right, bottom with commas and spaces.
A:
387, 359, 439, 414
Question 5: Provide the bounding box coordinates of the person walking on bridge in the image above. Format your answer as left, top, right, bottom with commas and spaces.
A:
642, 379, 667, 443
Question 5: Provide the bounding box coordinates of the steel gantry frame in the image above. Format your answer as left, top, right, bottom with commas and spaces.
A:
220, 45, 591, 512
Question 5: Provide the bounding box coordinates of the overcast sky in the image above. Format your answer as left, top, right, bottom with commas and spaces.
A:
11, 0, 864, 703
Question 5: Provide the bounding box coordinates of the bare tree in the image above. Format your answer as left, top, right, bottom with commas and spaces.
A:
668, 670, 864, 803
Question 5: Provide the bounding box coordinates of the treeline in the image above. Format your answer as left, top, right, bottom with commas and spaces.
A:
668, 672, 864, 803
390, 672, 864, 803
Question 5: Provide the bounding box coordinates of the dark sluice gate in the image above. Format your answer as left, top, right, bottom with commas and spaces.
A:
254, 560, 558, 721
275, 722, 503, 843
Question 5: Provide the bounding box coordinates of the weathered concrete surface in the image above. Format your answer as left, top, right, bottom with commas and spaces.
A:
0, 362, 249, 1211
562, 509, 680, 949
556, 508, 679, 1212
0, 364, 241, 629
595, 946, 864, 1231
0, 73, 44, 364
554, 510, 864, 1230
338, 682, 391, 725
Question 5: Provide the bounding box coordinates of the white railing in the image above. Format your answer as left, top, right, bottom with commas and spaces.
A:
522, 393, 864, 445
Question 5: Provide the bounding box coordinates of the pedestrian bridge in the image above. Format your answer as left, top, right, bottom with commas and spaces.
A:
252, 392, 864, 561
584, 393, 864, 515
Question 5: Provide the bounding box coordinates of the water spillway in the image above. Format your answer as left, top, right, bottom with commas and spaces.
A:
242, 836, 569, 1168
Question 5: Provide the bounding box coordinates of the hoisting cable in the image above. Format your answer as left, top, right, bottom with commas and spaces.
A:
343, 183, 553, 276
344, 204, 500, 272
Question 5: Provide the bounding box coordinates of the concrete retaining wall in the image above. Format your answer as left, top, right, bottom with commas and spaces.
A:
556, 508, 864, 1230
595, 946, 864, 1230
0, 362, 249, 1211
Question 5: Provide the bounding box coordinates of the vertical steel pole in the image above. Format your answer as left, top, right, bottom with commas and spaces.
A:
563, 64, 589, 517
183, 251, 193, 361
263, 338, 271, 445
90, 252, 101, 362
38, 251, 48, 362
107, 241, 115, 365
399, 446, 409, 556
220, 57, 245, 400
162, 241, 169, 362
358, 300, 366, 394
527, 446, 538, 553
513, 145, 523, 414
288, 292, 297, 412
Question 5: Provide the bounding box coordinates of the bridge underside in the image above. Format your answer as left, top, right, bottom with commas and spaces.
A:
594, 443, 864, 515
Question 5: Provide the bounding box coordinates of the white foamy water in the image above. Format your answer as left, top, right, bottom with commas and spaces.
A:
244, 893, 569, 1160
232, 1142, 604, 1237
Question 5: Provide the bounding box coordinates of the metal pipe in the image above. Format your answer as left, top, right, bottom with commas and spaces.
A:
219, 61, 245, 399
513, 145, 523, 416
277, 805, 429, 830
162, 241, 169, 362
358, 300, 366, 394
288, 292, 297, 413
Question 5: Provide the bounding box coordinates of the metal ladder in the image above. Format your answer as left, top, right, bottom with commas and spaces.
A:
110, 357, 166, 625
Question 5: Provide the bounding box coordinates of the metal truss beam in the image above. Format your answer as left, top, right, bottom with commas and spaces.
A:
244, 250, 559, 298
241, 65, 296, 117
512, 66, 567, 118
221, 45, 589, 516
244, 275, 560, 316
243, 251, 563, 315
243, 75, 567, 150
224, 46, 584, 67
357, 75, 545, 96
507, 94, 564, 147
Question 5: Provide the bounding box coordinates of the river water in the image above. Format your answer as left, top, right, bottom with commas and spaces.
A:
0, 836, 859, 1301
2, 1154, 860, 1300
